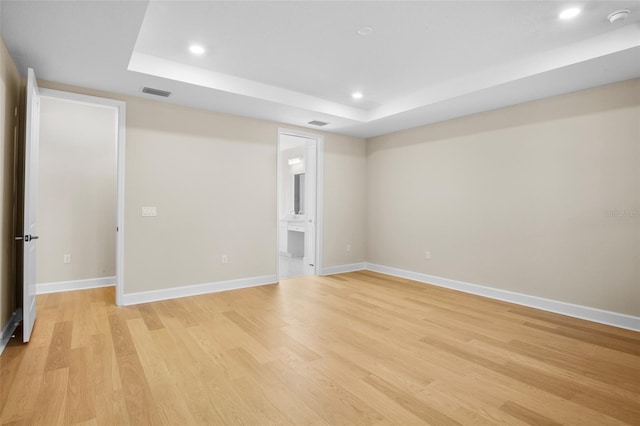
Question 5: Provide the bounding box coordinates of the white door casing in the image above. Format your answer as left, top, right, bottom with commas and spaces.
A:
277, 128, 323, 279
303, 137, 317, 275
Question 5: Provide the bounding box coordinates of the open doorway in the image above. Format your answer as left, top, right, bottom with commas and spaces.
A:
277, 129, 323, 279
37, 89, 125, 305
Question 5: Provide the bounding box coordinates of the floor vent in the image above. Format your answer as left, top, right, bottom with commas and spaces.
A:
308, 120, 329, 127
142, 87, 172, 97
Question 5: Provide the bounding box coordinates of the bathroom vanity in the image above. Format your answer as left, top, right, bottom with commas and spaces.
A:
279, 216, 305, 257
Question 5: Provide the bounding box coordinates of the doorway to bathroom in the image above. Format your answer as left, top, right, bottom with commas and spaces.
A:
277, 129, 323, 279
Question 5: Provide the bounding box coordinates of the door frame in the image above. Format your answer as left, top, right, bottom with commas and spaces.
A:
277, 128, 324, 280
39, 88, 126, 306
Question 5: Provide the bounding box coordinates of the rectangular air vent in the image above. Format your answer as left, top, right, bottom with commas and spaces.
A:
142, 87, 172, 97
308, 120, 328, 127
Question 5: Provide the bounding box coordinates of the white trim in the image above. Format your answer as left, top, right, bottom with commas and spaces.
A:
39, 88, 126, 306
36, 276, 115, 295
316, 136, 324, 276
120, 275, 277, 306
115, 99, 126, 307
276, 132, 282, 279
0, 310, 21, 356
320, 263, 366, 275
365, 263, 640, 332
277, 128, 324, 279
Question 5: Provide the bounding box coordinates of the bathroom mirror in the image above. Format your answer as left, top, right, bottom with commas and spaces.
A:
294, 173, 305, 214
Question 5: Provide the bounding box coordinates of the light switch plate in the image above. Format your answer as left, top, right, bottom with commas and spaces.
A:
142, 206, 157, 217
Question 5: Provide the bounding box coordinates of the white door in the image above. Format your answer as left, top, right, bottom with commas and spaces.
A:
303, 138, 316, 275
21, 68, 41, 342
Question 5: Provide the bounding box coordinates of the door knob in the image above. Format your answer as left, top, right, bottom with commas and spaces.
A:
15, 235, 39, 242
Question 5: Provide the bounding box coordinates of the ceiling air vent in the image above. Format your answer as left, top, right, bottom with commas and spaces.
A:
142, 87, 172, 97
308, 120, 328, 127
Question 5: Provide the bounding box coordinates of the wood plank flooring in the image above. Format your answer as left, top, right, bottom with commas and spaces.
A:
1, 271, 639, 425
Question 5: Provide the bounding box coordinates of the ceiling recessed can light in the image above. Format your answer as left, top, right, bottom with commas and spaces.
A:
608, 9, 630, 23
352, 92, 363, 100
189, 44, 205, 55
559, 7, 581, 20
356, 26, 373, 36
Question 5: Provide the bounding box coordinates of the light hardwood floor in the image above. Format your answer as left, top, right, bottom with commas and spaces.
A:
1, 271, 639, 425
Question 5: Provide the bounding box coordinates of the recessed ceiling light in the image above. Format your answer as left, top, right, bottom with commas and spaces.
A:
559, 7, 581, 20
189, 44, 205, 55
352, 92, 363, 100
356, 26, 373, 36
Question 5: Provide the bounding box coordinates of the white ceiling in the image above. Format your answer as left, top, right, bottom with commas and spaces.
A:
2, 1, 639, 138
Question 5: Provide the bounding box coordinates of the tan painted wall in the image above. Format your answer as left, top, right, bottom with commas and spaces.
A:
0, 36, 21, 327
38, 81, 367, 294
367, 79, 640, 316
124, 99, 278, 291
323, 131, 367, 267
37, 97, 116, 283
37, 78, 637, 317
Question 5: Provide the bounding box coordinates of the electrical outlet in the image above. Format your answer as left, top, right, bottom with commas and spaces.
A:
221, 255, 228, 264
63, 254, 71, 264
425, 251, 431, 260
346, 243, 352, 253
141, 206, 157, 217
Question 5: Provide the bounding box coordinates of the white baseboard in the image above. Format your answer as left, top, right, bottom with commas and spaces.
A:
121, 274, 277, 306
35, 266, 637, 331
320, 262, 366, 275
365, 263, 640, 332
36, 276, 115, 294
0, 310, 21, 356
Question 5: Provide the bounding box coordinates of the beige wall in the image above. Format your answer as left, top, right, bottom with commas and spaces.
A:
124, 100, 278, 291
37, 97, 116, 283
323, 132, 367, 267
0, 37, 20, 328
367, 79, 640, 316
38, 78, 637, 317
39, 81, 367, 294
